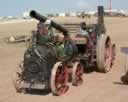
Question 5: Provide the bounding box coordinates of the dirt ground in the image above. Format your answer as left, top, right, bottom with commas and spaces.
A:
0, 17, 128, 102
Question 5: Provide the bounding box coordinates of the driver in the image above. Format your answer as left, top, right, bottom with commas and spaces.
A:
77, 22, 89, 38
37, 19, 53, 35
36, 19, 54, 45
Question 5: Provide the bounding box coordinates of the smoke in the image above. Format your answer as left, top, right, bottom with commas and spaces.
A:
77, 0, 90, 9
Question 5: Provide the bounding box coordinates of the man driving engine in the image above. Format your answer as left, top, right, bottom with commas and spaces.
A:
77, 22, 89, 38
36, 19, 54, 45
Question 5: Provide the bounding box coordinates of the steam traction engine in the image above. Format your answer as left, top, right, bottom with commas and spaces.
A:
13, 6, 115, 96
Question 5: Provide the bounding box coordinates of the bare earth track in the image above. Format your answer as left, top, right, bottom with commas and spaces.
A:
0, 17, 128, 102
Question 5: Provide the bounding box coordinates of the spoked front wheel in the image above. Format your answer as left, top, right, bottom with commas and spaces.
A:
51, 62, 69, 96
12, 62, 24, 92
72, 62, 84, 86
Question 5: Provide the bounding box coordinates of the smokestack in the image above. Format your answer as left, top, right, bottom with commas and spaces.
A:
98, 6, 104, 25
109, 0, 112, 10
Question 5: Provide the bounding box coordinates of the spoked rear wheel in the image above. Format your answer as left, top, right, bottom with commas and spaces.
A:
104, 40, 112, 71
51, 62, 69, 96
72, 62, 84, 86
96, 34, 113, 73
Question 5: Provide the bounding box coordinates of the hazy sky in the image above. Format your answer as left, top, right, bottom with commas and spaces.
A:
0, 0, 127, 16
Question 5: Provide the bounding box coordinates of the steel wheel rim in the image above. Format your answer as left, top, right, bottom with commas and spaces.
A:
75, 64, 83, 85
72, 62, 83, 86
55, 64, 69, 95
104, 41, 112, 71
14, 72, 23, 92
13, 62, 24, 92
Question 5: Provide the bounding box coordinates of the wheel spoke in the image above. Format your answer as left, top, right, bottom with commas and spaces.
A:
13, 61, 24, 93
72, 62, 83, 86
104, 41, 112, 71
51, 62, 69, 95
